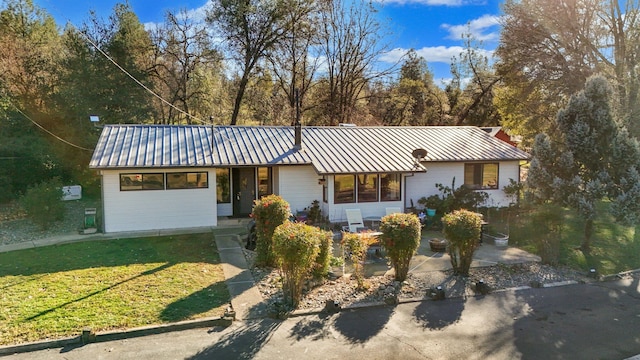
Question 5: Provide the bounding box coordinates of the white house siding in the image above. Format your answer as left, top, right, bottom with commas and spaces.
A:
101, 169, 217, 233
276, 165, 322, 215
405, 161, 520, 209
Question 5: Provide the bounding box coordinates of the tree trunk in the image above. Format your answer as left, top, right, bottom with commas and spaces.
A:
230, 75, 250, 126
581, 218, 593, 252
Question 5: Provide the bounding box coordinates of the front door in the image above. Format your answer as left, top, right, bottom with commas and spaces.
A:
233, 168, 256, 216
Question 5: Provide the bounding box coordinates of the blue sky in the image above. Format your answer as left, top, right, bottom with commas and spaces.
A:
34, 0, 502, 83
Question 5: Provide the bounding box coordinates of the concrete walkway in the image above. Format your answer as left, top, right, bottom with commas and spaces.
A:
212, 233, 268, 320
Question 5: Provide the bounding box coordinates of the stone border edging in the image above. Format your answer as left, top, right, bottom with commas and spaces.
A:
282, 277, 602, 318
0, 316, 233, 356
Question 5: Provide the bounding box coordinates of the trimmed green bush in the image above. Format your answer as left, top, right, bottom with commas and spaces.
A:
380, 212, 422, 282
312, 229, 334, 280
19, 177, 65, 230
251, 195, 291, 267
442, 209, 482, 276
273, 222, 322, 307
341, 232, 371, 288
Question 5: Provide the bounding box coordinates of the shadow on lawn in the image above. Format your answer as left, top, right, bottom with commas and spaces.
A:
161, 282, 229, 323
25, 263, 173, 321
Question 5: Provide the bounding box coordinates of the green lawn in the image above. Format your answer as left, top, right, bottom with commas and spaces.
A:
505, 202, 640, 274
0, 233, 229, 346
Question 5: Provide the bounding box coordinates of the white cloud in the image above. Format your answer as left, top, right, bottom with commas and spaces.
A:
441, 14, 500, 42
379, 46, 493, 64
143, 1, 211, 32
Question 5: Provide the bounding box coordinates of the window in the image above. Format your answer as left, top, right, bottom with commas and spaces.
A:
464, 163, 499, 190
166, 172, 208, 189
216, 168, 231, 203
380, 173, 401, 201
120, 173, 164, 191
334, 174, 355, 204
357, 174, 378, 202
322, 178, 328, 203
257, 167, 272, 198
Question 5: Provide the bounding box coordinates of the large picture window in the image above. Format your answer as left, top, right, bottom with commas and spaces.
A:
464, 163, 499, 190
334, 174, 355, 204
166, 172, 208, 189
380, 173, 401, 201
357, 174, 378, 202
120, 173, 164, 191
216, 168, 231, 203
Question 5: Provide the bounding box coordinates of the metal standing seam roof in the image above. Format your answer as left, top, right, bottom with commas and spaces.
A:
89, 125, 530, 173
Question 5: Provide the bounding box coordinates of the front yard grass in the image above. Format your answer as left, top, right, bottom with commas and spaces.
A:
506, 202, 640, 275
0, 233, 229, 346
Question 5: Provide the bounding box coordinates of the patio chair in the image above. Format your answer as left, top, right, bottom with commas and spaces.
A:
345, 209, 368, 232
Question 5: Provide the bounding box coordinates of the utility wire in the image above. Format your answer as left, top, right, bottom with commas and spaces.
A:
76, 27, 210, 125
8, 100, 94, 152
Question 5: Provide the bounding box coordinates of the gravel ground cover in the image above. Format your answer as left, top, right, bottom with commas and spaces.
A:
243, 248, 592, 312
0, 199, 100, 246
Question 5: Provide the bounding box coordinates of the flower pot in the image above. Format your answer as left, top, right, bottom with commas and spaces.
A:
429, 238, 447, 252
426, 208, 436, 217
483, 233, 509, 248
493, 234, 509, 248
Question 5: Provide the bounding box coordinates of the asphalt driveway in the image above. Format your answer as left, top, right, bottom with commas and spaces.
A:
6, 276, 640, 360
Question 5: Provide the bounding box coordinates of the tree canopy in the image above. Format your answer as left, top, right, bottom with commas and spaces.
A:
527, 76, 640, 251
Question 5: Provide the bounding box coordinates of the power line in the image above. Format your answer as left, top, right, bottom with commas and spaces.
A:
7, 100, 94, 152
76, 27, 210, 125
38, 2, 215, 126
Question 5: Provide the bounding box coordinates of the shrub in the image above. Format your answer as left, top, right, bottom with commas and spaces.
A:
341, 231, 372, 289
530, 204, 564, 265
273, 222, 322, 307
418, 194, 442, 210
380, 212, 422, 282
311, 229, 334, 280
435, 178, 488, 213
251, 195, 291, 267
306, 200, 323, 225
0, 175, 13, 203
19, 177, 65, 230
442, 209, 482, 276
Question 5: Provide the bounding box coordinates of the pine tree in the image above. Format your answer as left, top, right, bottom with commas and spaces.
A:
528, 75, 640, 251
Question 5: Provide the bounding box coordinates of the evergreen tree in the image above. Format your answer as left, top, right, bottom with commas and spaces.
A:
528, 75, 640, 251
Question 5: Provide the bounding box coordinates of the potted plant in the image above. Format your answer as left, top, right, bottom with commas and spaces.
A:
418, 195, 441, 216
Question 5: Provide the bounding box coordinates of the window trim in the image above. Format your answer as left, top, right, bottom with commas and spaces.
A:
166, 172, 209, 190
464, 163, 499, 190
380, 173, 402, 202
120, 173, 165, 191
216, 168, 231, 204
334, 174, 356, 204
357, 174, 379, 203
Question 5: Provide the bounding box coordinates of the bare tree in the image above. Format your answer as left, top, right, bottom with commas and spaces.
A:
316, 0, 391, 125
266, 0, 320, 124
449, 34, 501, 127
149, 9, 222, 124
206, 0, 291, 125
